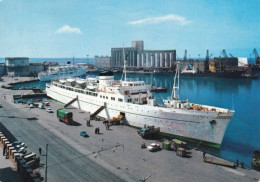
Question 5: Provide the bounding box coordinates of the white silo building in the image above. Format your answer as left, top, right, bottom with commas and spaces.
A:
155, 53, 160, 68
146, 52, 151, 67
165, 52, 170, 68
160, 53, 165, 68
111, 41, 176, 71
137, 53, 141, 67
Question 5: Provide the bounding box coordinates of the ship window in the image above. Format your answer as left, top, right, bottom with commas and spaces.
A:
103, 96, 105, 98
127, 99, 132, 103
100, 95, 102, 98
106, 96, 108, 99
111, 97, 115, 100
118, 98, 123, 102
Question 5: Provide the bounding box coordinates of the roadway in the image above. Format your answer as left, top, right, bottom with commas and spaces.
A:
0, 97, 126, 182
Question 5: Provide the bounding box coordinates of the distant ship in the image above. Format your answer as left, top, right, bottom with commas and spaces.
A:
46, 58, 234, 148
180, 64, 257, 79
38, 65, 86, 81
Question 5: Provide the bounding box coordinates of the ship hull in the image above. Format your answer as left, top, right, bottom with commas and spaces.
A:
47, 85, 233, 149
39, 70, 86, 81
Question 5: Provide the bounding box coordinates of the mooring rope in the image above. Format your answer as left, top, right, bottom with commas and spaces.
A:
194, 127, 211, 150
233, 116, 260, 133
232, 122, 253, 151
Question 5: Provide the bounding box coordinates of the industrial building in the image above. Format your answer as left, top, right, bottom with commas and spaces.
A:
111, 41, 176, 70
0, 57, 58, 77
94, 56, 111, 69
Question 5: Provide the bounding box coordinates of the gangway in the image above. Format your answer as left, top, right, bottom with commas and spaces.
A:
90, 103, 106, 119
64, 96, 78, 108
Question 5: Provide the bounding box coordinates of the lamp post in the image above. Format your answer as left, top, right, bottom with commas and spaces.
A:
45, 144, 48, 182
86, 55, 89, 65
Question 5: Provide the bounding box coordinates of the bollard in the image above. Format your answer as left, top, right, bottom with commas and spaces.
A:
236, 159, 239, 167
240, 161, 244, 168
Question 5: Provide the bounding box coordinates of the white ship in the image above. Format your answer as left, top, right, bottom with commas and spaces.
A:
46, 58, 234, 148
181, 64, 198, 74
38, 65, 86, 81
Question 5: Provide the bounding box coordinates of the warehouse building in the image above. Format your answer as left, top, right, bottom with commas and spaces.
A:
111, 41, 176, 70
94, 56, 111, 69
4, 57, 58, 77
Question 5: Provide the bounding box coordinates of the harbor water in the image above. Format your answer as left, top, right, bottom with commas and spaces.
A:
13, 73, 260, 168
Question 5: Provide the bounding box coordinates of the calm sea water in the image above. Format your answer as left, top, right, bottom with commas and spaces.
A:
13, 73, 260, 168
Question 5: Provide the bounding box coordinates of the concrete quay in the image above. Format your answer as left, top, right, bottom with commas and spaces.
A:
0, 77, 260, 182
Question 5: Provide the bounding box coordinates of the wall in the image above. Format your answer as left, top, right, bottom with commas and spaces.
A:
28, 64, 45, 76
0, 64, 6, 76
94, 56, 111, 69
5, 57, 29, 67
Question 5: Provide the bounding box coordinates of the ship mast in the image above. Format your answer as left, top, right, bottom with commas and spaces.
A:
121, 45, 127, 81
171, 61, 180, 100
123, 47, 127, 81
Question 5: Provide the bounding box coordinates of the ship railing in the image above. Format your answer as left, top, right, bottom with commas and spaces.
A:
124, 78, 139, 82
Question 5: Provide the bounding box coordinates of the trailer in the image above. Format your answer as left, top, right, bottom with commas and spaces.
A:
57, 108, 73, 125
139, 125, 160, 139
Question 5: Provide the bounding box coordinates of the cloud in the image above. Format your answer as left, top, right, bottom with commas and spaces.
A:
55, 25, 82, 34
128, 14, 192, 26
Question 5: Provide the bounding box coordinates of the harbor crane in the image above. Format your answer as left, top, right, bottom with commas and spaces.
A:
206, 50, 213, 61
184, 50, 187, 61
252, 48, 260, 64
229, 53, 234, 57
221, 49, 228, 58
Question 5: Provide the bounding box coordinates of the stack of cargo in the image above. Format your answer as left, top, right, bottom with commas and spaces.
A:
162, 140, 171, 150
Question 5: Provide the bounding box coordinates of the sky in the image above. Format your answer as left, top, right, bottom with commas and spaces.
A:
0, 0, 260, 58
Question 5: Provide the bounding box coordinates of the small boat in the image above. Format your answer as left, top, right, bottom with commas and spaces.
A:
251, 150, 260, 171
181, 64, 198, 74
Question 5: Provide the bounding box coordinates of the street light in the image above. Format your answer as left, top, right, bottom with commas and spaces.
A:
86, 55, 89, 65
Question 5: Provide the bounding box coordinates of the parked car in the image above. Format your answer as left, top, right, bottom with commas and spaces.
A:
39, 104, 45, 109
80, 131, 89, 138
12, 141, 26, 147
29, 104, 35, 108
44, 101, 50, 106
46, 108, 53, 113
17, 147, 27, 154
147, 143, 160, 152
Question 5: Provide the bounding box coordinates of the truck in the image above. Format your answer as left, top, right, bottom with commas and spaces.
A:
139, 125, 160, 139
57, 108, 73, 125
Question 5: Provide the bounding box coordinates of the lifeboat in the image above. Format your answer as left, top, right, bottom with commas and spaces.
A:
59, 79, 66, 84
76, 79, 86, 85
66, 78, 76, 86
